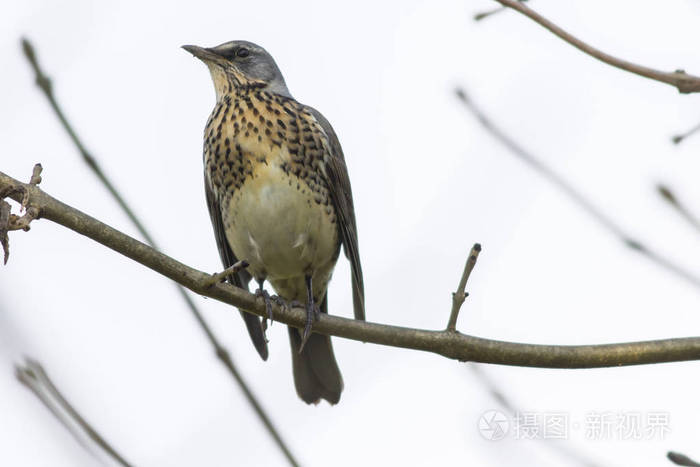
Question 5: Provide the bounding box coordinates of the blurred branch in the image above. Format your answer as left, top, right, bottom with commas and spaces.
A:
668, 451, 700, 467
455, 87, 700, 291
671, 121, 700, 145
473, 0, 527, 22
474, 6, 507, 21
657, 184, 700, 233
4, 167, 700, 368
16, 357, 132, 467
447, 243, 481, 331
493, 0, 700, 94
469, 364, 605, 467
21, 38, 299, 467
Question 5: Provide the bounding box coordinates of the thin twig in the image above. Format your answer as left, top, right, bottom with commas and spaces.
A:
16, 357, 132, 467
4, 167, 700, 368
447, 243, 481, 331
657, 184, 700, 233
203, 260, 249, 288
455, 87, 700, 291
20, 38, 300, 467
469, 364, 606, 467
493, 0, 700, 94
672, 121, 700, 145
28, 163, 43, 189
473, 0, 526, 22
474, 6, 507, 21
668, 451, 700, 467
0, 200, 10, 264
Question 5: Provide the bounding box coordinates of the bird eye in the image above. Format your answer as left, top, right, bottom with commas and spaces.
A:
237, 48, 250, 58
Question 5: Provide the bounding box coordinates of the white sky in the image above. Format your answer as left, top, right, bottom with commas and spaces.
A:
2, 0, 700, 465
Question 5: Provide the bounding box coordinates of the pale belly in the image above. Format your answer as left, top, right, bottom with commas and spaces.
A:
221, 163, 340, 301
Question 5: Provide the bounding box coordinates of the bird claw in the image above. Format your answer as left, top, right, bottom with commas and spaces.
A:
271, 294, 287, 311
255, 288, 274, 323
299, 301, 320, 353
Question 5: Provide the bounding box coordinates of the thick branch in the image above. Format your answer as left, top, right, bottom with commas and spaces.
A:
494, 0, 700, 94
4, 168, 700, 368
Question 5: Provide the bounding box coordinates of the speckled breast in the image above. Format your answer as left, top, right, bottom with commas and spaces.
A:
203, 89, 340, 284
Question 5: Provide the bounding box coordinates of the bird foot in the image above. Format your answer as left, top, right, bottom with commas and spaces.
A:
255, 288, 275, 323
299, 301, 321, 353
271, 294, 288, 310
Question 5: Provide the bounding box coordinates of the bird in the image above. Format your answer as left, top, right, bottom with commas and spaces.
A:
183, 40, 365, 404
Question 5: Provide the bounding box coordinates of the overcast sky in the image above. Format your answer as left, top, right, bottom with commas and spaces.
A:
3, 0, 700, 466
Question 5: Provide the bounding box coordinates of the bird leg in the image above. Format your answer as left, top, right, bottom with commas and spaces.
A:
299, 274, 320, 352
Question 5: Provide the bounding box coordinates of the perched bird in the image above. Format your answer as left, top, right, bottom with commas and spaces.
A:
183, 40, 365, 404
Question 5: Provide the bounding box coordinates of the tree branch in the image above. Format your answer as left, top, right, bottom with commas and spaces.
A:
473, 0, 527, 22
4, 167, 700, 368
455, 88, 700, 292
668, 451, 700, 467
447, 243, 481, 331
493, 0, 700, 94
671, 121, 700, 145
16, 357, 132, 467
657, 184, 700, 234
20, 38, 299, 467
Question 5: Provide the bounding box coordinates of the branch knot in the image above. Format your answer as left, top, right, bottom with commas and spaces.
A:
0, 163, 43, 264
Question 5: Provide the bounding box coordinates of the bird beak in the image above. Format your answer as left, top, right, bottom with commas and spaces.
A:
182, 45, 225, 65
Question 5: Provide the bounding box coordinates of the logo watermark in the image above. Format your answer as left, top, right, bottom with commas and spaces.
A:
477, 410, 510, 441
477, 410, 670, 441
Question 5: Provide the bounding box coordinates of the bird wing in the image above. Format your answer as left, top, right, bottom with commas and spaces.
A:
305, 106, 365, 321
204, 177, 269, 360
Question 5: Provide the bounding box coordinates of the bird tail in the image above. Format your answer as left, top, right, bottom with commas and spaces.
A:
230, 268, 269, 361
240, 309, 269, 361
288, 296, 343, 404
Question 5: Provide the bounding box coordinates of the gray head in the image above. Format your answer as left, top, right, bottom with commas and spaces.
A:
183, 40, 291, 100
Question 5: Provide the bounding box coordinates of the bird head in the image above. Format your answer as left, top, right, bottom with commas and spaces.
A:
183, 40, 290, 100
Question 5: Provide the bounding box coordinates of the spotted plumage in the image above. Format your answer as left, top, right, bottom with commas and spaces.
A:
184, 40, 365, 404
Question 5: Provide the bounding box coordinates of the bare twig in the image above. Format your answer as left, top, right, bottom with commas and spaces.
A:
455, 87, 700, 291
7, 206, 40, 232
493, 0, 700, 94
671, 121, 700, 145
447, 243, 481, 331
0, 200, 10, 264
657, 184, 700, 233
4, 167, 700, 368
16, 357, 132, 467
474, 6, 508, 21
668, 451, 700, 467
21, 38, 299, 467
473, 0, 526, 22
0, 163, 43, 263
28, 163, 43, 189
204, 260, 250, 288
21, 39, 149, 233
